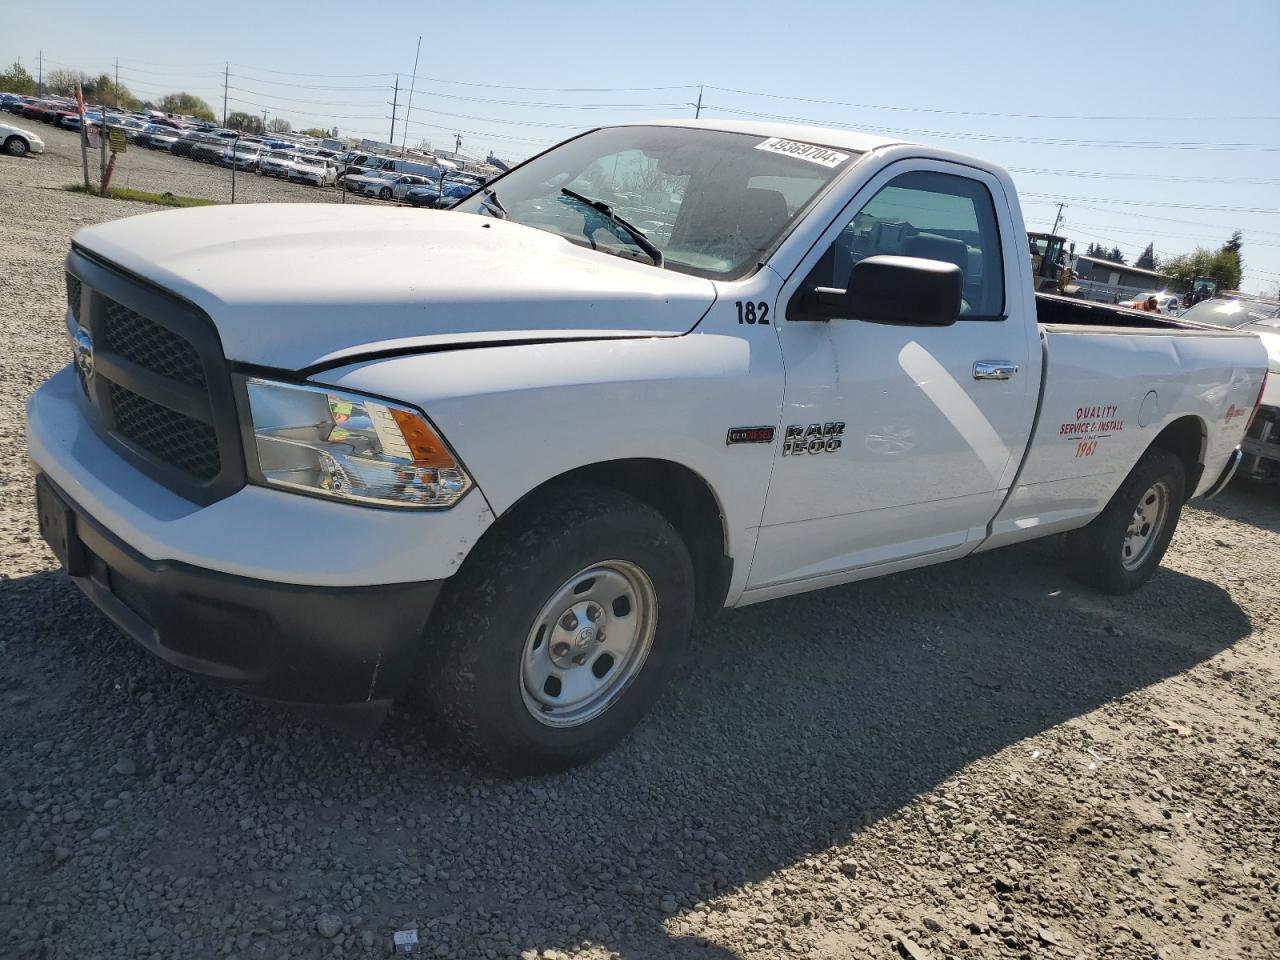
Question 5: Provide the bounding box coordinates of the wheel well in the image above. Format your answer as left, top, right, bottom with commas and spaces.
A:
1150, 415, 1206, 499
499, 459, 731, 622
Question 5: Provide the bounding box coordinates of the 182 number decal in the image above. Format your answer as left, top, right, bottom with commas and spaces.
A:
736, 301, 770, 325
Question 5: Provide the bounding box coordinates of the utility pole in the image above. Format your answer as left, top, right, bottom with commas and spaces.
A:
262, 109, 267, 133
114, 57, 119, 108
389, 75, 398, 144
454, 133, 462, 156
1050, 202, 1066, 238
37, 50, 43, 98
222, 62, 229, 127
401, 36, 421, 154
694, 85, 703, 118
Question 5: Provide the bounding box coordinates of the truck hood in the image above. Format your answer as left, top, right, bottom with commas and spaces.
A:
72, 204, 717, 370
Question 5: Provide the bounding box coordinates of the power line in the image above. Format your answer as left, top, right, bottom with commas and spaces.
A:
1009, 166, 1280, 187
705, 104, 1280, 152
703, 84, 1280, 123
1022, 192, 1280, 216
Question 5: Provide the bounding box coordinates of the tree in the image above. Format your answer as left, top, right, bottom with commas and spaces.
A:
80, 72, 140, 110
1134, 243, 1155, 270
267, 117, 292, 133
44, 68, 82, 97
1158, 239, 1243, 294
1219, 229, 1243, 288
157, 92, 215, 121
0, 61, 36, 95
299, 127, 328, 138
225, 111, 265, 134
1084, 242, 1125, 264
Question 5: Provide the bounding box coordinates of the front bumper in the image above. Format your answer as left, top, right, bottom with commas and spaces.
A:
37, 473, 442, 719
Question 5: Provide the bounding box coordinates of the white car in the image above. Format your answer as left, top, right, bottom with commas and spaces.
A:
0, 120, 44, 157
258, 150, 299, 178
345, 170, 399, 195
374, 174, 438, 202
288, 156, 337, 187
27, 120, 1269, 773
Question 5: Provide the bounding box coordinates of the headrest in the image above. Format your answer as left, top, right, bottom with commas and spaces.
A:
905, 233, 969, 273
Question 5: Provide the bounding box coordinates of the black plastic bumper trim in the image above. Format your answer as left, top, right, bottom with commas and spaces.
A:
39, 475, 443, 716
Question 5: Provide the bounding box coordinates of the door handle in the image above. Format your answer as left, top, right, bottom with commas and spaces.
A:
973, 361, 1018, 381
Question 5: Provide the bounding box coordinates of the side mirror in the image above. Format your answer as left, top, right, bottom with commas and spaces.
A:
799, 255, 963, 326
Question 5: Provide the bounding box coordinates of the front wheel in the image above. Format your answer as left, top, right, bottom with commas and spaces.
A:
423, 486, 695, 773
4, 136, 29, 157
1065, 446, 1186, 594
379, 187, 392, 200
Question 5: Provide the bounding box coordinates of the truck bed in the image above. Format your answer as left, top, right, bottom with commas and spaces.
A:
1035, 293, 1206, 332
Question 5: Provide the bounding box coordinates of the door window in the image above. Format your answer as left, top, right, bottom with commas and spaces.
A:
804, 170, 1005, 319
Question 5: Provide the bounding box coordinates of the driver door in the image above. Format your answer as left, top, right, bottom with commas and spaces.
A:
746, 159, 1037, 592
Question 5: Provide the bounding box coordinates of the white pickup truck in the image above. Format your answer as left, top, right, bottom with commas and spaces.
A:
28, 120, 1269, 772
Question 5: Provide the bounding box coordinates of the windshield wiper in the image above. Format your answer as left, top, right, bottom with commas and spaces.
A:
559, 187, 663, 267
478, 187, 508, 219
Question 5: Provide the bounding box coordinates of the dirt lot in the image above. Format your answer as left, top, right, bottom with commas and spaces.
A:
1, 137, 1278, 960
11, 122, 367, 204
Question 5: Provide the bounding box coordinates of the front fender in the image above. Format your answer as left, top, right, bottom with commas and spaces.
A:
313, 331, 784, 596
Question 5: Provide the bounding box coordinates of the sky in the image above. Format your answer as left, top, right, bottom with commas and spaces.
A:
5, 0, 1279, 294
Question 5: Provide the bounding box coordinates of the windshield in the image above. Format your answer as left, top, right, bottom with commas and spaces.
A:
452, 125, 860, 278
1181, 297, 1280, 328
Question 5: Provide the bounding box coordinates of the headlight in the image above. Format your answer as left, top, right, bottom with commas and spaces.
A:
242, 377, 471, 508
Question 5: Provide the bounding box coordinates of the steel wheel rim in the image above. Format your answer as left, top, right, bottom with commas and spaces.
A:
519, 560, 657, 728
1122, 480, 1169, 571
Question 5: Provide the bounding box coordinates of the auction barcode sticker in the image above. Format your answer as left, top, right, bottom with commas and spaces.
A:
755, 137, 850, 168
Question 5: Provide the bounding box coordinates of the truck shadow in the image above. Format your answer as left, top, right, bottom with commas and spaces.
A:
1195, 479, 1280, 533
0, 536, 1253, 960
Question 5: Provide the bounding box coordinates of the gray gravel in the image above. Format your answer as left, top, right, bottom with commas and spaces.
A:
3, 137, 1280, 960
10, 121, 376, 205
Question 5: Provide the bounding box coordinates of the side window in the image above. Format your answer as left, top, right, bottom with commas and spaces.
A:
804, 170, 1005, 319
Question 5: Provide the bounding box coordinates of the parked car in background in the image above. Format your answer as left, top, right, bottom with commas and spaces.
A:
259, 149, 299, 178
1177, 295, 1280, 483
345, 169, 399, 195
21, 101, 56, 123
371, 173, 436, 201
337, 153, 386, 181
111, 117, 149, 142
224, 141, 264, 171
288, 155, 337, 186
1120, 291, 1182, 314
190, 137, 228, 164
404, 184, 442, 207
404, 181, 472, 207
0, 120, 45, 157
142, 124, 181, 150
170, 130, 205, 158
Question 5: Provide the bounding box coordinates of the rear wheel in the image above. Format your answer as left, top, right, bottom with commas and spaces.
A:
1066, 447, 1186, 593
4, 136, 29, 157
423, 486, 695, 773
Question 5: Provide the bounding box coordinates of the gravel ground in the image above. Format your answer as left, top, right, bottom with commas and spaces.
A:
2, 142, 1279, 960
9, 122, 373, 204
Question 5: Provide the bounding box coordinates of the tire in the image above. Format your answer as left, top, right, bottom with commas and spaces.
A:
1065, 446, 1186, 594
3, 136, 29, 157
423, 485, 696, 773
379, 187, 392, 200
